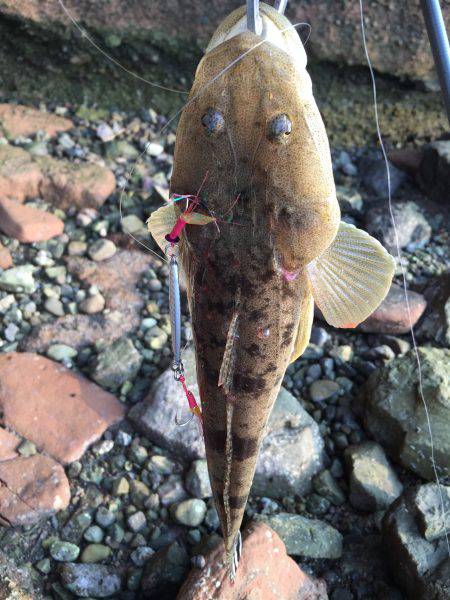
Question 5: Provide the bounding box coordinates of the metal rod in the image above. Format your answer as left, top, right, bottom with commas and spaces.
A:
274, 0, 288, 14
420, 0, 450, 124
247, 0, 262, 35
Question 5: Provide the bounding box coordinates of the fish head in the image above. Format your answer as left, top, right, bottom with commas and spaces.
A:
171, 4, 340, 271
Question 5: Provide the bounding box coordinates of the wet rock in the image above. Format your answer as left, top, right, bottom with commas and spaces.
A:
359, 156, 407, 199
0, 454, 70, 526
129, 479, 150, 507
0, 103, 72, 138
79, 293, 106, 314
185, 460, 212, 499
414, 483, 450, 541
419, 141, 450, 203
0, 244, 13, 270
417, 272, 450, 347
0, 144, 42, 200
0, 550, 41, 599
141, 541, 190, 600
127, 511, 146, 532
60, 563, 122, 597
357, 283, 426, 335
313, 469, 346, 506
310, 379, 340, 402
37, 156, 116, 210
44, 297, 64, 317
388, 147, 424, 175
177, 522, 327, 600
365, 201, 431, 252
0, 264, 36, 293
0, 198, 64, 243
344, 442, 403, 511
382, 483, 450, 598
91, 337, 142, 390
130, 352, 325, 498
362, 347, 450, 480
61, 510, 93, 544
0, 352, 124, 463
80, 543, 111, 563
254, 512, 343, 559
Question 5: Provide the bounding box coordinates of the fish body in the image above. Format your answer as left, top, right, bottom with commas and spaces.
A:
148, 2, 395, 570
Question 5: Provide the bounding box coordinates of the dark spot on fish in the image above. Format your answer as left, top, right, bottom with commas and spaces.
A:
282, 284, 297, 299
233, 373, 266, 393
233, 434, 259, 461
249, 309, 267, 321
281, 327, 293, 348
263, 362, 278, 374
244, 343, 263, 358
229, 495, 248, 510
204, 429, 226, 455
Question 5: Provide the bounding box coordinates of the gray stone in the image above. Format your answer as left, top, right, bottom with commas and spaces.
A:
60, 563, 122, 597
130, 546, 155, 567
91, 337, 142, 390
79, 293, 105, 314
336, 185, 363, 213
359, 156, 407, 199
0, 265, 36, 293
96, 507, 116, 528
313, 469, 346, 506
46, 343, 78, 362
364, 201, 431, 252
382, 484, 450, 598
127, 511, 146, 532
362, 348, 450, 480
83, 525, 104, 543
254, 513, 343, 559
141, 542, 189, 599
130, 349, 325, 499
121, 214, 146, 235
172, 499, 207, 527
61, 510, 92, 544
310, 379, 340, 402
185, 459, 212, 499
413, 483, 450, 542
44, 297, 65, 316
88, 239, 117, 262
344, 442, 403, 511
50, 541, 80, 562
129, 480, 151, 509
80, 544, 111, 563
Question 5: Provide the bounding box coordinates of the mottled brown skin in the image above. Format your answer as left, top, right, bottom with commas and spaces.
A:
170, 32, 340, 560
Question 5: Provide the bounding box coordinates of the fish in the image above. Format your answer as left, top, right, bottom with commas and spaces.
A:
148, 2, 395, 574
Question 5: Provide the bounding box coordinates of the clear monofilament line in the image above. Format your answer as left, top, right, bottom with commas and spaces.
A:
359, 0, 450, 558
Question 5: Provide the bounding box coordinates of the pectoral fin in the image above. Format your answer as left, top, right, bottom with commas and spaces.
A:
290, 291, 314, 363
307, 221, 395, 328
146, 204, 177, 253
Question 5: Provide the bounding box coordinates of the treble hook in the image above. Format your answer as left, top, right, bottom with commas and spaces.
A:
247, 0, 288, 35
175, 411, 194, 427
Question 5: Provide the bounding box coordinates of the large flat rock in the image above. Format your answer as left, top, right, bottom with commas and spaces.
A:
0, 352, 125, 463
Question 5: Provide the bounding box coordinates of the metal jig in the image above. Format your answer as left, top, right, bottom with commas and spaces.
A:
246, 0, 288, 35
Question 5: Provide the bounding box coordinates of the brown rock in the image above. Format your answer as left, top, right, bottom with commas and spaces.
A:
0, 353, 125, 463
176, 522, 328, 600
0, 244, 13, 270
0, 197, 64, 243
0, 427, 19, 461
0, 104, 72, 138
388, 148, 424, 175
0, 145, 42, 201
38, 157, 116, 209
0, 454, 70, 526
357, 284, 426, 335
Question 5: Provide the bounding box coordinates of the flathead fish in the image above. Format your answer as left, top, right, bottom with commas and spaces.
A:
148, 2, 395, 572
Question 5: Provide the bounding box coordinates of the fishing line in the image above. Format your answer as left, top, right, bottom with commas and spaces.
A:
57, 0, 188, 95
359, 0, 450, 557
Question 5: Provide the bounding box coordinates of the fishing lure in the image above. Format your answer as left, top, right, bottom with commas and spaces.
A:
148, 1, 395, 580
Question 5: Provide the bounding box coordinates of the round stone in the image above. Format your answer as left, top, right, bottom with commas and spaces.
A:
95, 507, 116, 528
310, 380, 340, 402
80, 544, 111, 564
88, 239, 117, 262
79, 293, 105, 314
50, 541, 80, 562
172, 499, 207, 527
44, 297, 65, 317
83, 525, 104, 543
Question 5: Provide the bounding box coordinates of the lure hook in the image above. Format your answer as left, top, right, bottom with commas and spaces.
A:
174, 411, 195, 427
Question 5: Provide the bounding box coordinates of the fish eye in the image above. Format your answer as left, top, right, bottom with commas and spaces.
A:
268, 114, 292, 142
201, 108, 225, 135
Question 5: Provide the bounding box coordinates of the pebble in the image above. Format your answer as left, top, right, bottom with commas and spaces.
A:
172, 499, 207, 527
46, 344, 78, 362
67, 240, 87, 256
79, 293, 105, 314
80, 543, 111, 563
88, 239, 117, 262
121, 214, 145, 234
185, 459, 212, 499
310, 379, 340, 402
313, 469, 346, 506
17, 439, 37, 457
96, 507, 116, 528
44, 297, 64, 317
146, 142, 164, 156
60, 563, 122, 597
84, 525, 104, 543
129, 480, 151, 508
0, 265, 36, 293
130, 546, 155, 567
49, 541, 80, 562
127, 511, 147, 532
112, 476, 130, 495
